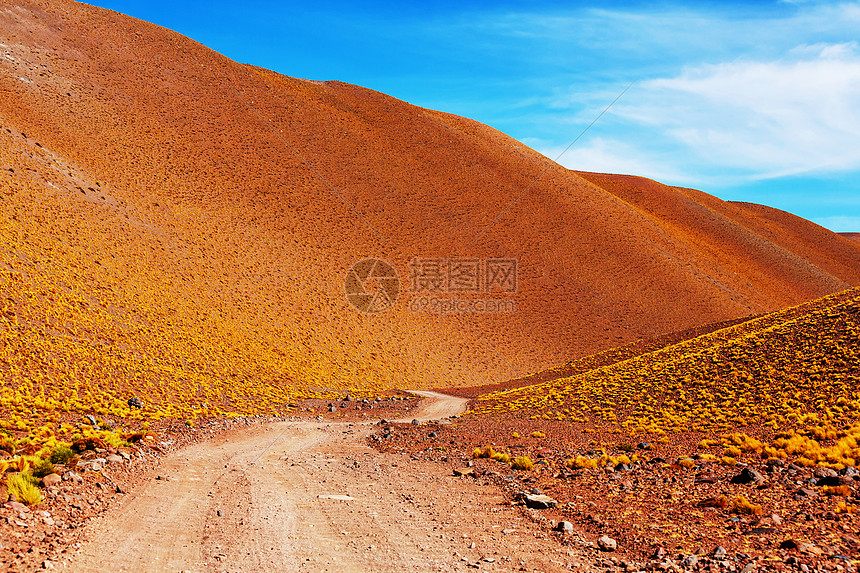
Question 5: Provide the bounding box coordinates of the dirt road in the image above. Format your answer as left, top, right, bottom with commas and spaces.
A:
69, 393, 581, 572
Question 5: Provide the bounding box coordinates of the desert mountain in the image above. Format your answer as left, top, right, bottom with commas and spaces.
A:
1, 0, 859, 412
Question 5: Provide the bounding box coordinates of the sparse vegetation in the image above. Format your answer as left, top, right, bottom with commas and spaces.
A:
7, 473, 41, 506
49, 444, 75, 465
511, 456, 533, 471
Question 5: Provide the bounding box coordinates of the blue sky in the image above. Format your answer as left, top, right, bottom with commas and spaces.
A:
90, 0, 860, 231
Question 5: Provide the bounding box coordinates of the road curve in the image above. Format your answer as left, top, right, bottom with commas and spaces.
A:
69, 393, 576, 572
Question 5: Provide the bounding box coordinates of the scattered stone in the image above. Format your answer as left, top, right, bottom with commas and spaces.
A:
695, 471, 719, 484
127, 397, 142, 409
740, 563, 756, 573
779, 539, 799, 550
555, 521, 574, 535
40, 474, 61, 488
796, 487, 817, 498
524, 494, 557, 509
105, 454, 123, 464
813, 467, 837, 479
6, 501, 29, 513
682, 555, 698, 568
713, 546, 727, 559
732, 467, 765, 484
62, 471, 83, 483
597, 535, 617, 552
411, 419, 420, 425
453, 467, 474, 477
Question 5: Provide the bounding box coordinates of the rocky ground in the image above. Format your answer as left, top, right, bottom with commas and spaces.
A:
2, 393, 857, 572
0, 393, 421, 572
372, 418, 859, 573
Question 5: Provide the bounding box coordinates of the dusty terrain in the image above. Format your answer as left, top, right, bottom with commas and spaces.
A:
66, 393, 583, 573
0, 1, 859, 572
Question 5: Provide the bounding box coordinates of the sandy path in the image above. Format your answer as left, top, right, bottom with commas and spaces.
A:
69, 394, 579, 572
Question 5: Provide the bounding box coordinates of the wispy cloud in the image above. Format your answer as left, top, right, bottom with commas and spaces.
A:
812, 216, 860, 232
615, 42, 860, 180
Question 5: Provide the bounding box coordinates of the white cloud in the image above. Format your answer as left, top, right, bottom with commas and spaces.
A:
614, 42, 860, 180
531, 137, 699, 185
812, 216, 860, 232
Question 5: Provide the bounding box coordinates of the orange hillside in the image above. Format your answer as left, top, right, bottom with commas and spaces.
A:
0, 0, 859, 420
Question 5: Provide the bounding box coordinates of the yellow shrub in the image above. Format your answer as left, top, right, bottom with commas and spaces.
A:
531, 431, 545, 438
566, 456, 599, 470
731, 496, 762, 515
678, 458, 696, 469
822, 485, 851, 496
7, 473, 41, 506
491, 452, 511, 464
473, 446, 495, 459
720, 456, 737, 466
511, 456, 534, 471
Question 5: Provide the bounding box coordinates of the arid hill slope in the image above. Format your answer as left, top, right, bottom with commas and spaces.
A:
1, 0, 859, 410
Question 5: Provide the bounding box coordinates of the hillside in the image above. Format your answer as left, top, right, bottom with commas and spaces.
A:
383, 287, 860, 565
1, 0, 859, 438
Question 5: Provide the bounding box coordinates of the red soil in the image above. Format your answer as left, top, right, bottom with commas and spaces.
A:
1, 0, 859, 393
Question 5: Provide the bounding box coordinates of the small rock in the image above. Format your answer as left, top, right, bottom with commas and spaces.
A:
524, 494, 557, 509
740, 564, 756, 573
5, 501, 28, 513
105, 454, 123, 464
555, 521, 574, 535
682, 555, 698, 568
598, 535, 617, 552
732, 467, 765, 484
813, 467, 837, 478
695, 471, 719, 484
40, 474, 61, 488
453, 468, 474, 477
796, 487, 817, 498
713, 546, 727, 559
127, 397, 142, 409
411, 419, 420, 425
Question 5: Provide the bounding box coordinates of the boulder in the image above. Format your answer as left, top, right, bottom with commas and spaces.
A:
40, 474, 62, 488
524, 494, 557, 509
598, 535, 617, 552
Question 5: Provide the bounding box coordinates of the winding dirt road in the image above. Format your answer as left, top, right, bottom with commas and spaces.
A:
70, 393, 579, 572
